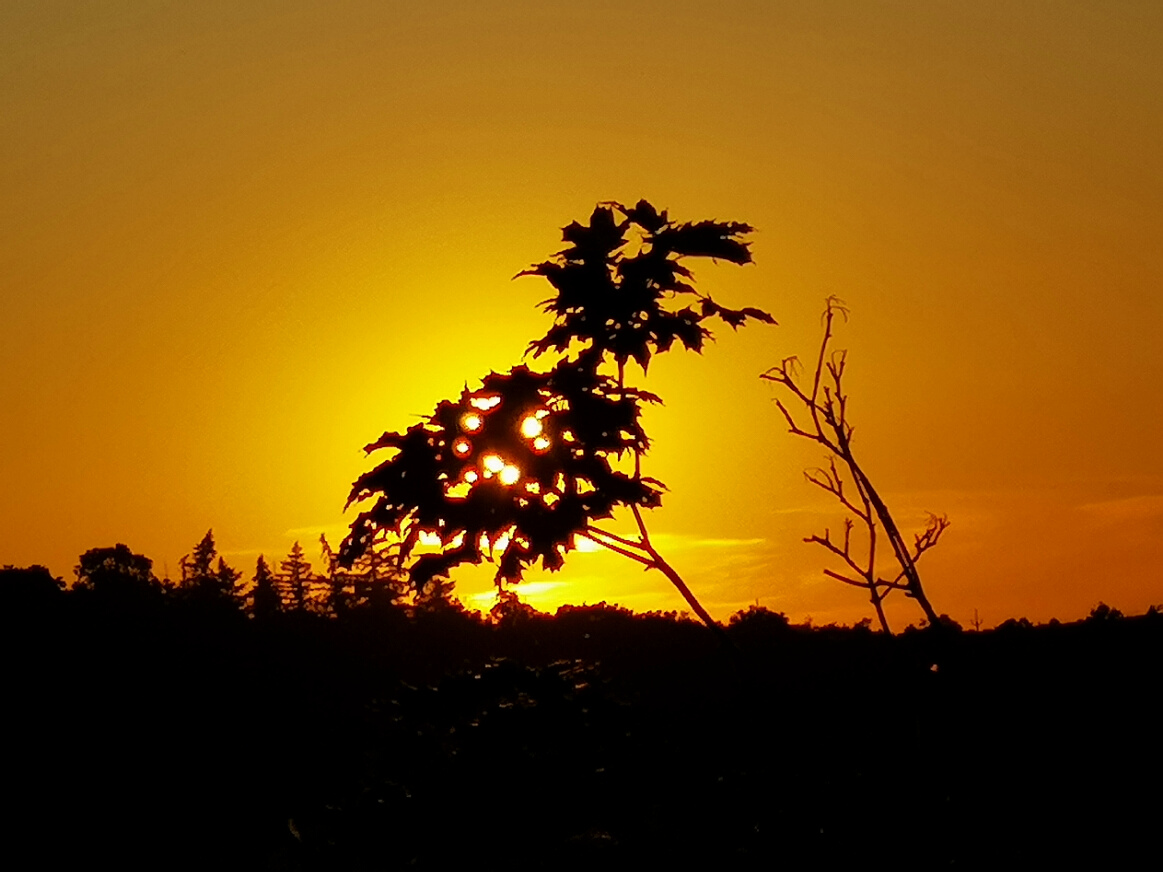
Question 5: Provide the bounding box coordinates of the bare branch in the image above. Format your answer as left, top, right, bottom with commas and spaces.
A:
759, 354, 803, 385
804, 467, 840, 496
823, 568, 867, 588
578, 530, 652, 566
774, 399, 815, 439
805, 524, 866, 579
804, 458, 868, 521
912, 513, 951, 559
823, 295, 850, 322
584, 525, 644, 551
763, 295, 947, 633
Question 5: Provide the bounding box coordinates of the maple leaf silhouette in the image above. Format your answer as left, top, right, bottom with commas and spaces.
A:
342, 201, 774, 631
523, 200, 774, 374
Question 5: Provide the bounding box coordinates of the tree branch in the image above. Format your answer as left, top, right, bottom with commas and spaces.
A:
763, 296, 945, 634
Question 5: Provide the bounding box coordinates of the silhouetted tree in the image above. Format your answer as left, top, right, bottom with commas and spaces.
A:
341, 200, 773, 632
183, 530, 217, 580
251, 555, 281, 619
728, 604, 791, 634
410, 574, 470, 616
74, 544, 159, 598
217, 558, 243, 604
1087, 602, 1124, 623
762, 298, 945, 633
279, 541, 313, 612
178, 530, 241, 607
0, 564, 64, 611
317, 534, 347, 615
356, 545, 411, 615
489, 588, 542, 629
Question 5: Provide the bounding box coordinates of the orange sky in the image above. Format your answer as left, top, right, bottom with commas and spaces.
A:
3, 1, 1162, 628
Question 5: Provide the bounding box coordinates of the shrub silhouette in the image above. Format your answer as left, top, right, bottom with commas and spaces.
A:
341, 200, 773, 629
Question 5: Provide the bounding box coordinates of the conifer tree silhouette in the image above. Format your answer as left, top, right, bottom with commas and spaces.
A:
182, 530, 217, 582
178, 530, 240, 605
251, 555, 281, 619
279, 541, 313, 612
341, 201, 773, 629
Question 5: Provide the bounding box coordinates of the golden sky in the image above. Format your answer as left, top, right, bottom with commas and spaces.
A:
3, 1, 1162, 627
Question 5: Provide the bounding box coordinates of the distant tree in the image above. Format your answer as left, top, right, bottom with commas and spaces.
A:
996, 616, 1034, 633
0, 564, 64, 611
182, 530, 217, 582
217, 558, 244, 603
178, 530, 241, 606
489, 588, 541, 628
340, 201, 774, 633
74, 544, 159, 598
1087, 602, 1124, 623
251, 555, 281, 619
728, 604, 791, 631
317, 535, 347, 616
762, 298, 946, 633
317, 534, 409, 617
279, 541, 314, 612
414, 576, 465, 614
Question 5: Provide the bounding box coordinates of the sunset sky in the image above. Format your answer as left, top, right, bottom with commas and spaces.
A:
3, 1, 1162, 628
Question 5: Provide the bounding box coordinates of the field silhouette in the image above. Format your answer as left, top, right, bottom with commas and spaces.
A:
3, 561, 1160, 868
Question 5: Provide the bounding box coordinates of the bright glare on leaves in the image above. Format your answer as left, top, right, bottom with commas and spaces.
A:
341, 200, 773, 593
341, 356, 664, 587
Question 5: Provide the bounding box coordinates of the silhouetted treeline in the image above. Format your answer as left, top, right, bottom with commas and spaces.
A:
2, 547, 1161, 869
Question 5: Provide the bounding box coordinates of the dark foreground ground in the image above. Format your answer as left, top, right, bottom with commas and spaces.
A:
5, 595, 1161, 869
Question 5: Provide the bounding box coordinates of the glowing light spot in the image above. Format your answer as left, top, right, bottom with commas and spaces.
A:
533, 436, 551, 451
481, 529, 514, 553
500, 465, 520, 486
562, 430, 576, 443
470, 395, 502, 411
483, 454, 505, 474
464, 470, 479, 483
419, 530, 442, 547
525, 482, 541, 495
520, 416, 543, 438
534, 408, 550, 420
462, 413, 483, 432
454, 438, 471, 455
446, 481, 471, 499
574, 535, 602, 553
